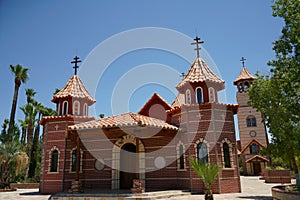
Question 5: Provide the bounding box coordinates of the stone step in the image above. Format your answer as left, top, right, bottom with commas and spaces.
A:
50, 190, 192, 200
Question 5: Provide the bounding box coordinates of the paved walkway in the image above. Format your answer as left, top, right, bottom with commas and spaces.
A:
0, 176, 293, 200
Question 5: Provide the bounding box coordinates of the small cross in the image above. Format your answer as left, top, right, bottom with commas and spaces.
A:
191, 36, 204, 58
180, 72, 185, 79
71, 56, 81, 75
196, 113, 203, 120
240, 57, 246, 67
54, 124, 59, 131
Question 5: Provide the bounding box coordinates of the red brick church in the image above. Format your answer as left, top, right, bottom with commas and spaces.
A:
39, 38, 241, 194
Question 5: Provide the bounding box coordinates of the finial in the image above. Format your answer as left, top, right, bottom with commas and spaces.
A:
71, 56, 81, 75
191, 36, 204, 58
240, 57, 246, 68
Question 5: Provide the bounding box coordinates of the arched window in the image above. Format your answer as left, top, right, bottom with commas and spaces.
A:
244, 81, 250, 92
223, 143, 231, 168
246, 115, 257, 127
209, 87, 215, 102
196, 87, 203, 104
185, 90, 191, 104
179, 144, 185, 169
62, 101, 68, 115
83, 103, 88, 116
197, 142, 208, 163
50, 150, 59, 172
71, 149, 77, 172
73, 101, 80, 116
250, 143, 260, 155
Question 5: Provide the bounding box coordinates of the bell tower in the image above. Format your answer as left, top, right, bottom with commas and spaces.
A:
39, 56, 96, 194
234, 57, 269, 175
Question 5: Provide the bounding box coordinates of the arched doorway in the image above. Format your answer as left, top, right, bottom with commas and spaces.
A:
120, 143, 138, 189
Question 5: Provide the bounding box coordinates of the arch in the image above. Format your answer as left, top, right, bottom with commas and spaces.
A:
62, 100, 68, 115
49, 146, 60, 173
83, 103, 88, 116
73, 100, 80, 116
196, 87, 203, 104
194, 138, 209, 163
185, 89, 191, 104
57, 103, 61, 115
221, 138, 233, 168
176, 141, 186, 170
246, 115, 257, 127
112, 135, 145, 189
209, 87, 215, 102
70, 147, 83, 172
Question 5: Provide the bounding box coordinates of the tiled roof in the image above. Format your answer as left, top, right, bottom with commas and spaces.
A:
40, 115, 95, 125
68, 112, 178, 131
171, 93, 184, 108
240, 138, 265, 154
177, 58, 224, 89
52, 75, 96, 104
233, 67, 256, 85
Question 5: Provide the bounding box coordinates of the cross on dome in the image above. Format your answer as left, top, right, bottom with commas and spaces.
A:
240, 56, 246, 68
71, 56, 81, 75
191, 36, 204, 58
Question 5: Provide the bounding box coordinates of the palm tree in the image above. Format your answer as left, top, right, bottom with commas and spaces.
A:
18, 119, 28, 144
8, 65, 29, 142
190, 158, 220, 200
0, 141, 28, 189
25, 88, 36, 104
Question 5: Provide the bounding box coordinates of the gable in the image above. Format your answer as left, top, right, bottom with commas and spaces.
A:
138, 93, 172, 122
240, 138, 265, 154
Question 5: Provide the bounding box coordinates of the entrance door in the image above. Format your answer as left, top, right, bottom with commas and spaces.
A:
120, 143, 138, 189
253, 162, 261, 175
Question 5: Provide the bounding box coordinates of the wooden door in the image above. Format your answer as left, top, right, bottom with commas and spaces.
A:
120, 143, 138, 189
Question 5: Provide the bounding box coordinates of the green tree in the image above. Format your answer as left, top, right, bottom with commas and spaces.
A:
248, 0, 300, 190
25, 88, 36, 104
8, 65, 29, 142
0, 141, 28, 189
190, 158, 220, 200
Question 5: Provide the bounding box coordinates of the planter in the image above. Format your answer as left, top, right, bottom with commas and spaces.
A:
10, 183, 39, 189
264, 169, 291, 184
272, 185, 300, 200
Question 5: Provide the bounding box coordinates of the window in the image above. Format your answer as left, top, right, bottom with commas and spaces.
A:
62, 101, 68, 115
196, 87, 203, 104
73, 101, 80, 115
57, 103, 61, 115
197, 142, 208, 163
209, 87, 215, 102
179, 144, 185, 169
71, 149, 77, 172
223, 143, 231, 168
246, 115, 257, 127
250, 143, 260, 155
244, 81, 250, 92
83, 103, 88, 116
185, 90, 191, 104
50, 150, 59, 172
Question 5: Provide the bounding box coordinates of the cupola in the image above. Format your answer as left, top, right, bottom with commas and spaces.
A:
51, 56, 96, 116
176, 37, 225, 104
233, 57, 256, 93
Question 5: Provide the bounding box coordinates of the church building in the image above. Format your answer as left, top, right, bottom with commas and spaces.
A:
39, 37, 241, 194
234, 58, 269, 175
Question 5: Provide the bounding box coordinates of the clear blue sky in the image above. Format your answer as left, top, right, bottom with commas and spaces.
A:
0, 0, 283, 138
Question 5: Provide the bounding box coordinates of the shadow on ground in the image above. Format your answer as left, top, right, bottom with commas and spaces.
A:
19, 191, 44, 196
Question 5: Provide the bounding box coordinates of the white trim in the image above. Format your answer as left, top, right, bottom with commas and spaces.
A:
194, 138, 210, 163
69, 147, 83, 173
196, 87, 203, 104
209, 87, 215, 102
73, 100, 80, 116
185, 89, 191, 104
62, 100, 68, 115
48, 146, 60, 173
83, 103, 88, 116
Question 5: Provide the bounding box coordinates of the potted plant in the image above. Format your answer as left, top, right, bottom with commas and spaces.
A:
190, 158, 220, 200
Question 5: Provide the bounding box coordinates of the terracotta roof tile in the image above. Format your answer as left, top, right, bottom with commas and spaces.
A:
138, 93, 172, 114
245, 155, 269, 163
68, 112, 178, 131
233, 67, 256, 85
177, 58, 224, 89
52, 75, 96, 104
